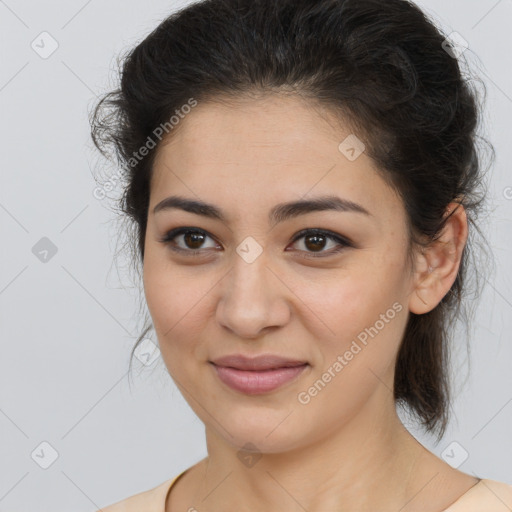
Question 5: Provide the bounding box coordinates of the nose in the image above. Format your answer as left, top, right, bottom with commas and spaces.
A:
215, 252, 291, 340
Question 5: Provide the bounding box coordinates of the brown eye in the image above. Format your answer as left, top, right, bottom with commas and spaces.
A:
182, 231, 207, 249
288, 228, 352, 258
159, 226, 352, 259
303, 233, 328, 252
159, 227, 219, 255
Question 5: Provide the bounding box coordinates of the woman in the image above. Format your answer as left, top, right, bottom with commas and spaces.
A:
90, 0, 511, 510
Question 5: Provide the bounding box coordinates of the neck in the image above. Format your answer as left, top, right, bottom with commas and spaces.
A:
194, 387, 430, 512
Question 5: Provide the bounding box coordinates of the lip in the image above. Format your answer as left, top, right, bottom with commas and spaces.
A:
210, 354, 308, 371
209, 354, 309, 395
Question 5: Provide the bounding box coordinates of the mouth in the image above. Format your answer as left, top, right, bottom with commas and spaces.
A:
210, 354, 308, 371
209, 354, 309, 395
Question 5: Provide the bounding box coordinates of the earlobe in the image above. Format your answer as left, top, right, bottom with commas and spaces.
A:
408, 202, 468, 315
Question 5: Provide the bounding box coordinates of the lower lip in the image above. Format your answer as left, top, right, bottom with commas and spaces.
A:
211, 363, 308, 395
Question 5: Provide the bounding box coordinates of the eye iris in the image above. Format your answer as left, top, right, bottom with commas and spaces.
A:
305, 234, 326, 252
184, 231, 205, 249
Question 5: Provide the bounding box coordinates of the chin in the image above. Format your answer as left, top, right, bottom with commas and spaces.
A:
208, 406, 310, 455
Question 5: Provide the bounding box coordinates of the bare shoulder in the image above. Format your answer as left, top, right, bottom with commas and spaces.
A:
97, 478, 175, 512
441, 477, 512, 511
470, 479, 512, 507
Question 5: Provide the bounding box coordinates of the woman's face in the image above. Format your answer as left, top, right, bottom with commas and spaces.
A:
143, 94, 416, 453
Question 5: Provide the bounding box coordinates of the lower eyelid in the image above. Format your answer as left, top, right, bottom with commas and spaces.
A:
161, 230, 219, 251
160, 228, 351, 256
291, 233, 348, 250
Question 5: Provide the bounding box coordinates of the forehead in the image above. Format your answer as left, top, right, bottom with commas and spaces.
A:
156, 93, 351, 164
149, 94, 404, 226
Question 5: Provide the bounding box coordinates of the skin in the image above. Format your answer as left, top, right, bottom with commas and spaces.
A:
142, 93, 478, 512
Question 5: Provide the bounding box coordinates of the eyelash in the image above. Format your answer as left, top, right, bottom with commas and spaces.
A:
158, 227, 353, 259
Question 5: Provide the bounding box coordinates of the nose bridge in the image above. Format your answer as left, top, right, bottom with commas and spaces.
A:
227, 240, 271, 308
216, 238, 287, 337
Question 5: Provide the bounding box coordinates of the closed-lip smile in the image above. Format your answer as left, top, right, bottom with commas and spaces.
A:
210, 354, 308, 370
209, 354, 309, 394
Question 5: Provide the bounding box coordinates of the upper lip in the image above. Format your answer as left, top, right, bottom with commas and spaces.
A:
210, 354, 308, 371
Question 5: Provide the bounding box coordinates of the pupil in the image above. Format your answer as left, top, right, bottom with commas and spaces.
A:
185, 231, 204, 249
181, 232, 327, 252
305, 234, 326, 252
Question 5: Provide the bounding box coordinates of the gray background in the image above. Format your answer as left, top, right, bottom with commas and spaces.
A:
1, 0, 511, 510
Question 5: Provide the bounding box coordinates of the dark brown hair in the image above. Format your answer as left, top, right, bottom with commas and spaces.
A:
90, 0, 494, 440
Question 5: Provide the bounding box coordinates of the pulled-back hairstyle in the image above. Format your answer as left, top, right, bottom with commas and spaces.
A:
90, 0, 494, 440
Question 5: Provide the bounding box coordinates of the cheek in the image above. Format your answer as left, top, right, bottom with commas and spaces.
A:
142, 258, 214, 360
143, 257, 172, 328
306, 269, 398, 331
302, 267, 406, 366
143, 250, 197, 326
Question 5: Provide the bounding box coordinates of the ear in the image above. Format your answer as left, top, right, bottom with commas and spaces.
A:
409, 202, 468, 314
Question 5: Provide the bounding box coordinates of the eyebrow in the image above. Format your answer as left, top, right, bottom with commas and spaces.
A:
153, 194, 372, 224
